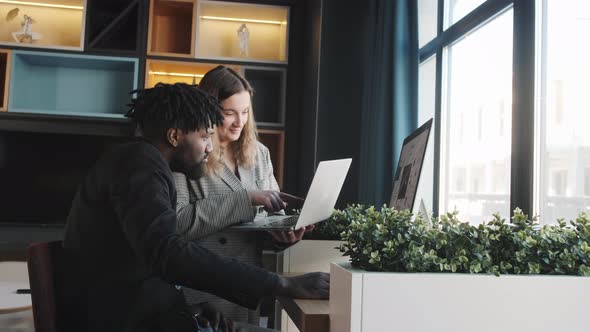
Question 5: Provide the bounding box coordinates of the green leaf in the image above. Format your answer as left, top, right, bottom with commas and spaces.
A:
337, 205, 590, 276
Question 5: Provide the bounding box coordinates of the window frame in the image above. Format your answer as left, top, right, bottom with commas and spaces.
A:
418, 0, 535, 216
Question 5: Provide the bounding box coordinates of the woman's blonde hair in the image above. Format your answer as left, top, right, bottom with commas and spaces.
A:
199, 66, 258, 175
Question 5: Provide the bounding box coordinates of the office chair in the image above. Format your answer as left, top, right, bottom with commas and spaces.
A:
27, 241, 64, 332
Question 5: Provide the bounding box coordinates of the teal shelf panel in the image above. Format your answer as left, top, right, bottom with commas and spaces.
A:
8, 50, 138, 118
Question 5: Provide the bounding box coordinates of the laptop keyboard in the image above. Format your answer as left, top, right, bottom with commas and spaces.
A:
267, 215, 299, 227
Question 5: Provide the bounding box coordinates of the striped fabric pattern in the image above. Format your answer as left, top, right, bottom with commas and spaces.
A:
173, 142, 280, 325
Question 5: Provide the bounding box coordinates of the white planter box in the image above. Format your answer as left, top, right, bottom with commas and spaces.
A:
330, 262, 590, 332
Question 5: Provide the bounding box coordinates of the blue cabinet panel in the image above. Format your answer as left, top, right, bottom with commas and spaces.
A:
9, 51, 138, 118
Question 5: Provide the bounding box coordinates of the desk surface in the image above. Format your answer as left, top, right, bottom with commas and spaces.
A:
277, 296, 329, 332
0, 281, 32, 314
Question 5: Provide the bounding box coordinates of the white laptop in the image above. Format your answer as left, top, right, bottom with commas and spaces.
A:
231, 158, 352, 231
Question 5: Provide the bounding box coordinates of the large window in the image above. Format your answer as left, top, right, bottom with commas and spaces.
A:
419, 0, 438, 47
418, 0, 590, 224
536, 0, 590, 223
442, 9, 513, 223
445, 0, 487, 27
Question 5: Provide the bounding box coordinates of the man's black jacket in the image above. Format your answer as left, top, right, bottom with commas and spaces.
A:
62, 141, 278, 332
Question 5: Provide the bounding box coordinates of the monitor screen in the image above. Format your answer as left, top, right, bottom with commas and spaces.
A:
389, 118, 433, 211
0, 130, 128, 225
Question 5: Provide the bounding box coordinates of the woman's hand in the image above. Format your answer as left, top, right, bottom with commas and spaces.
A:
270, 224, 315, 244
247, 191, 304, 213
247, 190, 286, 213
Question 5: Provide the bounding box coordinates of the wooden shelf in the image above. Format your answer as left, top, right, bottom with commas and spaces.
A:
245, 66, 285, 126
0, 0, 86, 50
0, 49, 9, 112
9, 50, 138, 118
258, 129, 285, 189
0, 111, 134, 137
145, 59, 241, 87
196, 1, 289, 63
148, 0, 196, 57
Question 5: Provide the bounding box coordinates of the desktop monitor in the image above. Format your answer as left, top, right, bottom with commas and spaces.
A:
389, 118, 433, 211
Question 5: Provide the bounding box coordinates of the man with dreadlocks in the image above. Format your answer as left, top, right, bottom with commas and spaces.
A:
62, 83, 329, 332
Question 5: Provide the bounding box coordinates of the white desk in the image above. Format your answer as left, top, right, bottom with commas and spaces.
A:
0, 281, 31, 314
0, 262, 34, 332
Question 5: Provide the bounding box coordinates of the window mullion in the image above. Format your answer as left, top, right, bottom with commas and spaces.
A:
511, 0, 535, 216
432, 0, 444, 217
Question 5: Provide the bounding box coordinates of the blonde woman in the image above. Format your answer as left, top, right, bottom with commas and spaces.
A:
173, 66, 312, 328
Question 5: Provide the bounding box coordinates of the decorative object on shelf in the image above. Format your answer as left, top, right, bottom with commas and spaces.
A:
195, 1, 288, 62
5, 8, 42, 43
237, 23, 249, 57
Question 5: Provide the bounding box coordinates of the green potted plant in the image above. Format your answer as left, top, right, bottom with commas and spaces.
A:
330, 205, 590, 332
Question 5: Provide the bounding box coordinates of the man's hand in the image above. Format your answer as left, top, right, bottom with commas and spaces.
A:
274, 272, 330, 300
247, 191, 304, 213
189, 303, 234, 332
270, 225, 315, 244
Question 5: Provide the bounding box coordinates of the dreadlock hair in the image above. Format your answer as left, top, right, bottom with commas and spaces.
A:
126, 83, 223, 143
198, 65, 258, 175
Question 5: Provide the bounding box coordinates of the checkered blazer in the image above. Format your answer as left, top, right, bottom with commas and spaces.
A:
173, 141, 280, 324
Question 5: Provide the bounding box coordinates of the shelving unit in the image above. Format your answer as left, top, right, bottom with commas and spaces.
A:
85, 0, 140, 53
0, 49, 9, 112
196, 1, 289, 63
144, 0, 290, 185
0, 0, 291, 189
147, 0, 289, 63
0, 111, 134, 137
145, 59, 241, 87
245, 66, 286, 185
148, 0, 196, 57
245, 66, 285, 126
258, 128, 285, 188
0, 0, 87, 50
9, 50, 138, 118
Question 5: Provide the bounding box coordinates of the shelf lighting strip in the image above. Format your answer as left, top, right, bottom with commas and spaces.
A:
200, 15, 285, 25
0, 0, 83, 10
149, 71, 204, 78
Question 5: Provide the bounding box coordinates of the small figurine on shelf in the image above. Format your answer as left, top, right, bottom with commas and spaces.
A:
5, 8, 42, 43
237, 23, 250, 57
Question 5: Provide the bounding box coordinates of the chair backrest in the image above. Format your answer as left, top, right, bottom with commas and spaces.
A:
27, 241, 64, 332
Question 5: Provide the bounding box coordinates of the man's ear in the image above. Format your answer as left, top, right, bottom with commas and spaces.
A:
166, 128, 182, 148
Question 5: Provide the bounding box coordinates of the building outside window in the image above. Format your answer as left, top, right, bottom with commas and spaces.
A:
418, 0, 590, 224
441, 7, 512, 223
536, 0, 590, 223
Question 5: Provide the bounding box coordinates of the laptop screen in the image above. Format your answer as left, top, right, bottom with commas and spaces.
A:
389, 118, 433, 211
